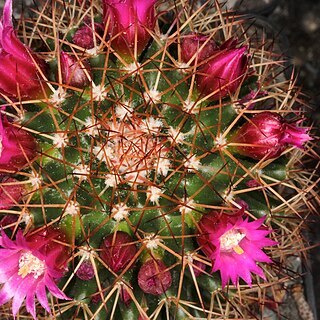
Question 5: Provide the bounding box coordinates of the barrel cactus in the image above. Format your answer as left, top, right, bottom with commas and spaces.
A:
0, 0, 318, 319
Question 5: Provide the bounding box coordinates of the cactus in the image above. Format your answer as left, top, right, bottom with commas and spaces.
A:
0, 0, 318, 319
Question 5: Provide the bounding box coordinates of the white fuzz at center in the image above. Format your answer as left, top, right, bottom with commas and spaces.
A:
52, 133, 68, 148
115, 102, 134, 120
183, 99, 198, 113
214, 134, 227, 148
168, 126, 184, 144
184, 154, 201, 172
92, 84, 108, 101
219, 229, 245, 252
112, 203, 130, 221
143, 89, 161, 104
73, 164, 90, 181
64, 200, 80, 216
179, 198, 195, 214
84, 117, 101, 136
50, 87, 67, 106
144, 233, 162, 249
148, 186, 163, 203
18, 251, 45, 279
29, 172, 42, 188
124, 62, 141, 75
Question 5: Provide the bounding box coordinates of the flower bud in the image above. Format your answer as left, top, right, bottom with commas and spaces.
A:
72, 23, 104, 49
76, 259, 95, 280
120, 284, 132, 305
191, 259, 206, 277
0, 177, 25, 209
180, 33, 217, 65
232, 112, 311, 160
0, 0, 47, 99
138, 259, 172, 295
100, 231, 137, 273
103, 0, 156, 59
196, 44, 249, 100
0, 117, 37, 172
60, 52, 90, 88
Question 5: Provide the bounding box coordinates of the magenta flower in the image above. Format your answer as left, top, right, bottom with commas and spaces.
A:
196, 42, 249, 100
0, 116, 37, 172
180, 33, 217, 65
60, 52, 90, 88
197, 210, 276, 288
0, 0, 47, 99
0, 177, 25, 209
138, 259, 172, 295
100, 231, 137, 273
0, 228, 70, 319
103, 0, 157, 59
232, 111, 312, 160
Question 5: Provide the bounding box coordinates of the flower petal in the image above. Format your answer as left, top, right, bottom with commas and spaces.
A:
35, 281, 50, 312
12, 275, 37, 317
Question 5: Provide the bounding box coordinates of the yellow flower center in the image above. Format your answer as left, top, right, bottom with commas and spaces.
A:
18, 251, 45, 279
219, 229, 245, 255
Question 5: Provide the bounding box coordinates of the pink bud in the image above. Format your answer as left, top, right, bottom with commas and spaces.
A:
196, 44, 249, 100
0, 177, 25, 209
180, 33, 217, 65
76, 260, 95, 280
234, 198, 250, 211
72, 23, 104, 49
91, 292, 102, 304
138, 259, 172, 295
103, 0, 157, 59
0, 117, 37, 172
0, 0, 47, 99
100, 231, 137, 273
60, 52, 90, 88
246, 179, 261, 188
232, 112, 311, 160
192, 259, 206, 277
120, 285, 132, 305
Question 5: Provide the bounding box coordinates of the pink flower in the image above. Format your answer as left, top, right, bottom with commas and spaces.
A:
196, 42, 249, 100
232, 112, 312, 160
138, 259, 172, 295
180, 33, 217, 65
0, 116, 37, 172
60, 52, 90, 88
197, 210, 276, 288
0, 0, 47, 99
103, 0, 157, 59
0, 228, 70, 319
100, 231, 137, 273
0, 177, 25, 209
